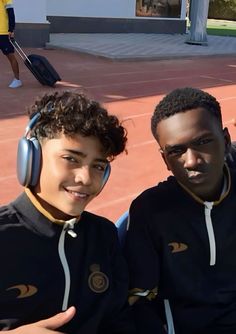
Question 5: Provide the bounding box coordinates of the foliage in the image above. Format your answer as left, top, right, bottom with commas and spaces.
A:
208, 0, 236, 21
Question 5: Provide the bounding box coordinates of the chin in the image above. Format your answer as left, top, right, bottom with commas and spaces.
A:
51, 205, 82, 220
67, 207, 85, 217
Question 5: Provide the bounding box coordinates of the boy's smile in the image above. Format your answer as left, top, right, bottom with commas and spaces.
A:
33, 133, 109, 220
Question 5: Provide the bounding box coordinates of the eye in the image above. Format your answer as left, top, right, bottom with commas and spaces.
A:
195, 138, 213, 146
166, 146, 186, 157
62, 155, 77, 163
93, 164, 106, 172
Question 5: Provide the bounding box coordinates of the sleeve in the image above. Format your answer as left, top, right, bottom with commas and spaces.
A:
123, 196, 167, 333
6, 7, 15, 32
99, 226, 136, 334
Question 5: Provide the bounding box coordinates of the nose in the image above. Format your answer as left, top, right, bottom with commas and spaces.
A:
183, 148, 201, 169
74, 166, 92, 185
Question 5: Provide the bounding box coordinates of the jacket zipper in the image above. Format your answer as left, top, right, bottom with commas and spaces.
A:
204, 201, 216, 266
58, 218, 77, 310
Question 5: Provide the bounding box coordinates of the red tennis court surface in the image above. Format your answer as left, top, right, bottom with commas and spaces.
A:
1, 48, 236, 222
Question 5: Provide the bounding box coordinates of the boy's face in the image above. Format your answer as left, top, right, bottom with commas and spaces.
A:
156, 107, 231, 201
33, 133, 109, 220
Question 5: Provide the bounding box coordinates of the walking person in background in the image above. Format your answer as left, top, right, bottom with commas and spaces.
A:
0, 0, 22, 88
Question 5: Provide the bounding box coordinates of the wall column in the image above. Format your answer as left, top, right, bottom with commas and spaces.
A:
186, 0, 210, 45
14, 0, 50, 47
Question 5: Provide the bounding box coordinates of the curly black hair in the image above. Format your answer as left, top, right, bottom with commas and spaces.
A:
27, 91, 127, 160
151, 87, 222, 140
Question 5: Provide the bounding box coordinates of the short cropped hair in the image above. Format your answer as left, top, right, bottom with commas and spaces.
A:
151, 87, 222, 140
28, 91, 127, 160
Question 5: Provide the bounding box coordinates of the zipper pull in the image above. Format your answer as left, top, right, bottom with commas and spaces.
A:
64, 218, 78, 238
67, 229, 77, 238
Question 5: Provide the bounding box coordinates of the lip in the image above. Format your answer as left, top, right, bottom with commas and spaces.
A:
65, 188, 90, 201
187, 172, 208, 183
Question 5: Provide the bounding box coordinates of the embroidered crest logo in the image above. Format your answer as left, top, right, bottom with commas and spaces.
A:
88, 264, 109, 293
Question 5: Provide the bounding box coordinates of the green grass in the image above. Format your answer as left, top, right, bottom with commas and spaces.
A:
187, 19, 236, 37
207, 19, 236, 37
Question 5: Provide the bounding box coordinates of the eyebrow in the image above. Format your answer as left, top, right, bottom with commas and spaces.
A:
165, 144, 184, 150
64, 149, 109, 164
164, 133, 212, 150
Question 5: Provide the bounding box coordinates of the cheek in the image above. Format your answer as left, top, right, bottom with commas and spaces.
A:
93, 179, 104, 195
203, 150, 222, 165
43, 155, 68, 176
165, 158, 182, 172
40, 159, 67, 188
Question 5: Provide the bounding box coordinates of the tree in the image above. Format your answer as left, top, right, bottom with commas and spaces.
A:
208, 0, 236, 20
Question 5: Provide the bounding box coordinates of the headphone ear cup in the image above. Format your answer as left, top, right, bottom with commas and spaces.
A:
17, 137, 41, 187
102, 164, 111, 187
99, 163, 111, 192
95, 163, 111, 196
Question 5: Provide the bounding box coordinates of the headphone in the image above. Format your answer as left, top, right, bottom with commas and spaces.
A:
17, 113, 42, 187
17, 112, 111, 189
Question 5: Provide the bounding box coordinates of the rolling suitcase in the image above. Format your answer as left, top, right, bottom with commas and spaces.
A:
10, 39, 61, 87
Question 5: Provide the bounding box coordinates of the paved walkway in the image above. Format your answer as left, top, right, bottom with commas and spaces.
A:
47, 33, 236, 60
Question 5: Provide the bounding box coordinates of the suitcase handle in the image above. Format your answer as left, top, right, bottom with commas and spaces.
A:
10, 38, 32, 65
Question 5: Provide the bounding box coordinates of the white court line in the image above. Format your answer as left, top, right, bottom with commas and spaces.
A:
121, 94, 236, 121
200, 75, 234, 83
0, 138, 18, 144
127, 140, 155, 149
86, 75, 192, 89
0, 175, 16, 182
87, 70, 236, 89
123, 112, 152, 120
101, 63, 195, 78
219, 96, 236, 101
0, 112, 25, 117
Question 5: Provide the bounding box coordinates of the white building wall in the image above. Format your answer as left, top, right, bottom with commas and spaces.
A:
46, 0, 136, 18
13, 0, 187, 24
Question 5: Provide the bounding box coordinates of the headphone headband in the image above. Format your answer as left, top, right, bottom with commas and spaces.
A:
25, 112, 41, 137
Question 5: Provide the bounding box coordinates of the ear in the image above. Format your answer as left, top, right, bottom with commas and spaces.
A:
223, 127, 231, 156
160, 151, 171, 171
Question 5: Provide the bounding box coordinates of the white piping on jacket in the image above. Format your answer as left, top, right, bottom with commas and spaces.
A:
164, 299, 175, 334
204, 202, 216, 266
132, 290, 151, 297
58, 218, 78, 310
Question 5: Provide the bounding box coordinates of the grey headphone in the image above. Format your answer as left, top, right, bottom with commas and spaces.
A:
17, 113, 42, 187
17, 112, 111, 188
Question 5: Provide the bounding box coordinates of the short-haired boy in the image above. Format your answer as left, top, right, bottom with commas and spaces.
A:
125, 87, 236, 334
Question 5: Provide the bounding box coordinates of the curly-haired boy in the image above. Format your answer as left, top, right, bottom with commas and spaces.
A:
0, 91, 134, 334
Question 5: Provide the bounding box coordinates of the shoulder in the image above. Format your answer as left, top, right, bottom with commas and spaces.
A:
229, 166, 236, 184
80, 212, 121, 255
81, 211, 117, 235
131, 175, 178, 209
129, 176, 182, 228
0, 202, 19, 226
